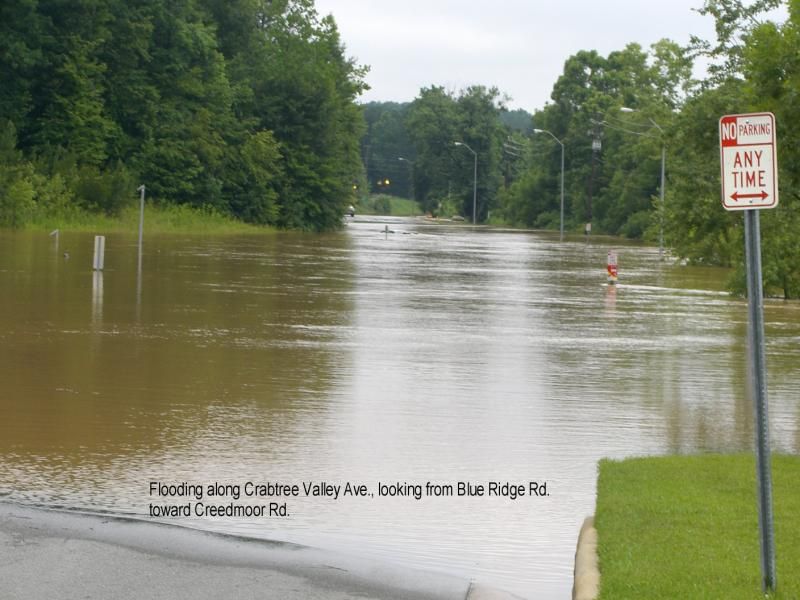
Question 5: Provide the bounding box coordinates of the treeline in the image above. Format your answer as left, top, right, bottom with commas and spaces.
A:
362, 91, 531, 220
361, 1, 798, 297
360, 43, 692, 231
0, 0, 366, 231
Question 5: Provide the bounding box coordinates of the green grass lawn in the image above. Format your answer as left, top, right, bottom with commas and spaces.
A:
595, 454, 800, 599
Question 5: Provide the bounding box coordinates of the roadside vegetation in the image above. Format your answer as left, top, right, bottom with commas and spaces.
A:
595, 454, 800, 599
30, 203, 266, 235
356, 194, 422, 217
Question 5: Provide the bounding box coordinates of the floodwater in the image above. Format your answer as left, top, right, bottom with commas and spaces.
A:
1, 217, 799, 598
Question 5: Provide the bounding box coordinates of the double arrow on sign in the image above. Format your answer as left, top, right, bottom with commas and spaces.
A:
730, 190, 769, 201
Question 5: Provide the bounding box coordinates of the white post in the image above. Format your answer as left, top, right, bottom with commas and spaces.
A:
49, 229, 60, 253
93, 236, 106, 271
92, 270, 104, 323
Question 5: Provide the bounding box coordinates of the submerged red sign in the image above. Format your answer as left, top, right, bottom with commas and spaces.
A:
719, 112, 778, 210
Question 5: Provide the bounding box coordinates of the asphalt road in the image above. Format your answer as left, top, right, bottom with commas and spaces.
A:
0, 503, 523, 600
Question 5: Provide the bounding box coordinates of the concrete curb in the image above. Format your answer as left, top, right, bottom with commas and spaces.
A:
572, 516, 600, 600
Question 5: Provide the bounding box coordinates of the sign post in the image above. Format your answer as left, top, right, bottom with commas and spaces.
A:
719, 112, 777, 593
606, 251, 618, 284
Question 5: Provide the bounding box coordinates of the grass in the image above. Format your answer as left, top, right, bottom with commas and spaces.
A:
595, 454, 800, 599
27, 203, 270, 235
356, 194, 422, 217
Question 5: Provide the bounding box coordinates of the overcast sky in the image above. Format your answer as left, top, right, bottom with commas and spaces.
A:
311, 0, 757, 111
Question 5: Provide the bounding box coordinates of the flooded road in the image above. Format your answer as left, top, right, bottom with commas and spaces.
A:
1, 217, 799, 598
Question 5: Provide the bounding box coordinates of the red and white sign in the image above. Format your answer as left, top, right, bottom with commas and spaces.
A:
719, 112, 778, 211
607, 250, 618, 283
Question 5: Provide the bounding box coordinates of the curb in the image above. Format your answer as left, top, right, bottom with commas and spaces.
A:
572, 516, 600, 600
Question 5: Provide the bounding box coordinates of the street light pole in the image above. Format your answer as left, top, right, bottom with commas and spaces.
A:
398, 157, 414, 202
454, 142, 477, 224
621, 107, 666, 259
533, 129, 565, 241
658, 143, 665, 258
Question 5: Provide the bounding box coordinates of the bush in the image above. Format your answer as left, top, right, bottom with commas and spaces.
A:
73, 163, 136, 216
621, 210, 652, 239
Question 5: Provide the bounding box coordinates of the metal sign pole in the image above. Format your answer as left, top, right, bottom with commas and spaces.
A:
744, 208, 777, 593
137, 184, 146, 272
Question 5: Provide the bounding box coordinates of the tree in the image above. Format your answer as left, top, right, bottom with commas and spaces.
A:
405, 86, 506, 220
406, 87, 461, 215
224, 0, 367, 229
665, 0, 797, 297
22, 0, 117, 166
737, 1, 800, 297
0, 0, 46, 128
455, 86, 506, 222
502, 42, 688, 236
0, 0, 369, 231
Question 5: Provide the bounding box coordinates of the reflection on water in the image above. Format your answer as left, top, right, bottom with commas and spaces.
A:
1, 220, 799, 598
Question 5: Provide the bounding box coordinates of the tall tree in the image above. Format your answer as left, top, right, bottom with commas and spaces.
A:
0, 0, 368, 230
406, 87, 461, 215
405, 86, 506, 220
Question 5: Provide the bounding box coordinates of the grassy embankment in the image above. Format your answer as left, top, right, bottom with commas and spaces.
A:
595, 454, 800, 599
28, 194, 426, 234
28, 203, 269, 235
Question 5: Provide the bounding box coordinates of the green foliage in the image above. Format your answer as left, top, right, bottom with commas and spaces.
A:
690, 0, 783, 83
0, 0, 367, 232
499, 108, 533, 134
73, 163, 136, 216
403, 85, 507, 221
663, 82, 742, 266
662, 0, 799, 298
0, 177, 36, 229
0, 120, 77, 227
404, 87, 460, 215
370, 195, 392, 215
498, 41, 692, 236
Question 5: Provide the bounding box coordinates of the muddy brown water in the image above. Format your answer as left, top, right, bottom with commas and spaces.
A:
1, 217, 798, 598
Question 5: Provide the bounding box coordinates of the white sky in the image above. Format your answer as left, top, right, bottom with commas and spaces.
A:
312, 0, 780, 111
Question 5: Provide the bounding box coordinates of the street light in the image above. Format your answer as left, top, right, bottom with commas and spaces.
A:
533, 129, 565, 241
398, 157, 414, 201
454, 141, 477, 224
620, 107, 666, 259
